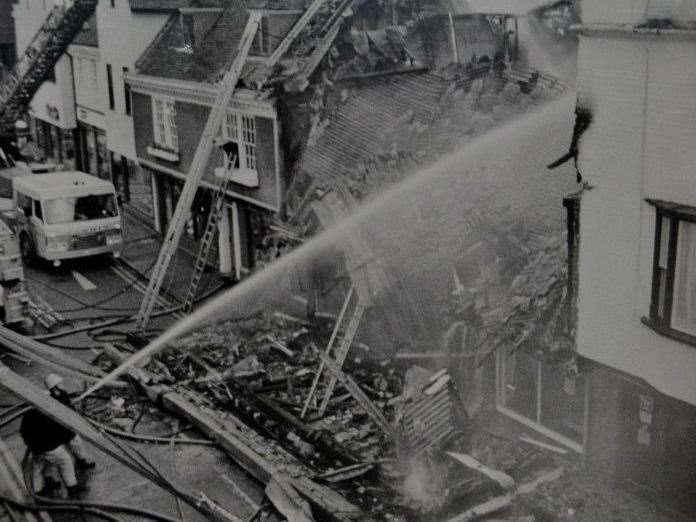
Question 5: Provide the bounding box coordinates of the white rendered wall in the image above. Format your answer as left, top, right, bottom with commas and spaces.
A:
576, 32, 696, 404
13, 0, 76, 129
582, 0, 696, 26
69, 45, 102, 116
96, 0, 168, 159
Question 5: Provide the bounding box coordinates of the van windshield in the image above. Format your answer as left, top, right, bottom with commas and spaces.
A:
43, 194, 118, 225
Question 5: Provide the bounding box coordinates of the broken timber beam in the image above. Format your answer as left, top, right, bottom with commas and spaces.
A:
99, 347, 364, 521
0, 325, 117, 385
0, 436, 48, 522
447, 452, 515, 490
162, 392, 365, 521
317, 352, 397, 441
447, 493, 514, 522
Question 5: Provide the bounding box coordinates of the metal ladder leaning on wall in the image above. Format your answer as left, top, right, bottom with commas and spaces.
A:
181, 154, 237, 314
135, 14, 261, 330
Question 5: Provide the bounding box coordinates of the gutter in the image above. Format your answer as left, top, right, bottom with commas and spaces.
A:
573, 22, 696, 39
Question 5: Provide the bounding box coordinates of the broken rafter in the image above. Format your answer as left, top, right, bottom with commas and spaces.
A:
163, 392, 365, 521
317, 352, 397, 441
447, 452, 515, 490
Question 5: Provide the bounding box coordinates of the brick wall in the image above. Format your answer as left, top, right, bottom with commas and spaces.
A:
132, 91, 280, 210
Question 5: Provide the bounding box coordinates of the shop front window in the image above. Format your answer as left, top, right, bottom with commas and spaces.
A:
498, 343, 586, 448
96, 131, 109, 180
84, 125, 97, 175
61, 130, 76, 170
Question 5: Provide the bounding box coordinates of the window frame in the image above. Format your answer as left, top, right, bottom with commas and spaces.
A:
646, 199, 696, 346
122, 66, 131, 116
17, 193, 33, 218
74, 57, 82, 87
255, 16, 271, 55
33, 200, 43, 221
106, 63, 115, 110
221, 111, 257, 172
151, 94, 179, 152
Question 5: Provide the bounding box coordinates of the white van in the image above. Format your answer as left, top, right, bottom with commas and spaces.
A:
12, 171, 123, 266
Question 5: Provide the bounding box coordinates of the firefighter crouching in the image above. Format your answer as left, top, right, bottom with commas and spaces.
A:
19, 374, 95, 498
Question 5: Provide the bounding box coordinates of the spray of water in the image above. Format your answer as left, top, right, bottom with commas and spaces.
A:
78, 92, 577, 401
518, 13, 578, 84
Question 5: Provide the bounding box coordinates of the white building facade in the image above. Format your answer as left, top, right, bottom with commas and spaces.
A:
576, 0, 696, 516
93, 0, 169, 218
13, 0, 78, 169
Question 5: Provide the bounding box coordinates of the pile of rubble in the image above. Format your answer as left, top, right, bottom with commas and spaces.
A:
100, 311, 567, 521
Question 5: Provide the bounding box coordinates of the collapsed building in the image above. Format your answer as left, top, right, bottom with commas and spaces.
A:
0, 0, 587, 520
105, 0, 584, 519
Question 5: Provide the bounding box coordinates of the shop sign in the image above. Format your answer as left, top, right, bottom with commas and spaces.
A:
46, 104, 60, 121
77, 106, 106, 130
637, 394, 654, 446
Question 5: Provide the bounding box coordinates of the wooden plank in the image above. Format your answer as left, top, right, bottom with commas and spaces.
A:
162, 392, 363, 521
447, 452, 515, 490
516, 466, 564, 495
447, 493, 513, 522
0, 436, 47, 522
0, 325, 110, 381
519, 434, 569, 455
317, 353, 397, 440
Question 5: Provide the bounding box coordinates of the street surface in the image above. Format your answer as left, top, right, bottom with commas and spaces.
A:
0, 220, 268, 522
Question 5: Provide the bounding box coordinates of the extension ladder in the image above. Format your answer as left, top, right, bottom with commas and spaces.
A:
0, 0, 98, 132
181, 155, 237, 314
317, 352, 396, 440
301, 285, 366, 418
135, 13, 261, 330
264, 0, 329, 69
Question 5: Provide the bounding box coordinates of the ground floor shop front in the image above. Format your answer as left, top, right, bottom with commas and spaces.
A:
496, 343, 696, 519
582, 359, 696, 520
30, 116, 77, 170
146, 168, 262, 282
496, 342, 587, 453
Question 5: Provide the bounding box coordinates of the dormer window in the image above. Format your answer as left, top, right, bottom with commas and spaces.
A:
253, 16, 271, 56
175, 13, 195, 54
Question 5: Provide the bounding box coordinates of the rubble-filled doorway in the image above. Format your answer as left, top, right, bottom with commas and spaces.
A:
496, 343, 586, 452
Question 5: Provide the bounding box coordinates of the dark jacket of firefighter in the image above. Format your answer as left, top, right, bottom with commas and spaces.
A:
20, 408, 76, 455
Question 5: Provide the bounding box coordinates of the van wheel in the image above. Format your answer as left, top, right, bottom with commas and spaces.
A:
20, 233, 36, 266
